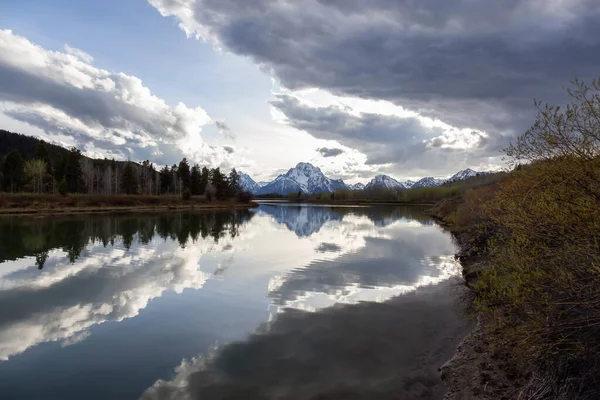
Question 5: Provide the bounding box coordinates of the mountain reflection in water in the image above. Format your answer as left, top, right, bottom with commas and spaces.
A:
0, 204, 467, 400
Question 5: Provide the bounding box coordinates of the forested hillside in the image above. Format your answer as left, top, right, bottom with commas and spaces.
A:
0, 129, 244, 200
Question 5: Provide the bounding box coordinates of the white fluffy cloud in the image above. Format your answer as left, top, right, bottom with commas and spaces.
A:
0, 29, 235, 167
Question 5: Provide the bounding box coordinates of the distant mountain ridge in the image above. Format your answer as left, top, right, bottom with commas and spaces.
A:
240, 163, 491, 195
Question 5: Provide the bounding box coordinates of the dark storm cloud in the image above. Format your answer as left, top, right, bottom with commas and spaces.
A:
150, 0, 600, 137
316, 147, 344, 157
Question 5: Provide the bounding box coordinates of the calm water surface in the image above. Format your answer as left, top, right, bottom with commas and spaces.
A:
0, 204, 467, 400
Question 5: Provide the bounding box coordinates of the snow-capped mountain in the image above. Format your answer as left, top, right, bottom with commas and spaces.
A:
256, 162, 348, 195
239, 172, 262, 193
365, 175, 408, 191
411, 177, 445, 188
447, 168, 482, 183
399, 180, 416, 189
242, 165, 491, 195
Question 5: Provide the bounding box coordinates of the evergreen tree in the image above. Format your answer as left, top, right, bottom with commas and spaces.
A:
2, 149, 24, 192
199, 166, 210, 195
228, 168, 241, 196
64, 148, 84, 193
177, 158, 191, 191
170, 165, 178, 195
121, 161, 138, 195
159, 165, 172, 194
190, 164, 202, 195
211, 167, 229, 200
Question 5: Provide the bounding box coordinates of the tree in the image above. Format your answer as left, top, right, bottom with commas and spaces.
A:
211, 167, 229, 200
64, 148, 84, 193
177, 158, 191, 192
2, 149, 24, 192
199, 166, 210, 195
191, 164, 202, 195
121, 161, 138, 195
159, 165, 172, 194
228, 168, 241, 196
34, 141, 53, 178
24, 159, 47, 193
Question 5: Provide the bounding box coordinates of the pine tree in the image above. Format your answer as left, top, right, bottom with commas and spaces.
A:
191, 164, 202, 195
2, 149, 24, 193
211, 167, 229, 200
121, 161, 138, 195
228, 168, 241, 196
159, 165, 172, 194
64, 148, 84, 193
177, 158, 191, 192
199, 166, 210, 195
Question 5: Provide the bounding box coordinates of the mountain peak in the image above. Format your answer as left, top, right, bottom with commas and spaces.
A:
365, 175, 406, 190
293, 162, 321, 173
256, 163, 347, 195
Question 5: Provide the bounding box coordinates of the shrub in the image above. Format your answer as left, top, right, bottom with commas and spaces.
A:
182, 188, 191, 201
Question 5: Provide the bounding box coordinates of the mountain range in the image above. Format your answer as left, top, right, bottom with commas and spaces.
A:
241, 163, 489, 195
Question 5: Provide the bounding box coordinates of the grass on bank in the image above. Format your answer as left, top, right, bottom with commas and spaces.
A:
430, 79, 600, 399
0, 193, 255, 213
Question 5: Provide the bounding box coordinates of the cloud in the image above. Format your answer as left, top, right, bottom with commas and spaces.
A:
149, 0, 600, 139
215, 120, 235, 140
271, 94, 497, 177
63, 44, 94, 64
0, 244, 212, 361
141, 279, 468, 400
316, 147, 344, 158
0, 30, 234, 167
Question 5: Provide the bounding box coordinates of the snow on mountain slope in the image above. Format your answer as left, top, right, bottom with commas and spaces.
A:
447, 168, 484, 183
239, 172, 261, 193
349, 183, 366, 191
411, 177, 445, 188
399, 180, 415, 189
256, 163, 348, 195
365, 175, 407, 191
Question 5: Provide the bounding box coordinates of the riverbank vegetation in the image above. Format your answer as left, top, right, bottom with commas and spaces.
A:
0, 130, 254, 211
431, 79, 600, 399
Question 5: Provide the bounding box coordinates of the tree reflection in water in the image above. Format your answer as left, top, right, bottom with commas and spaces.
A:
0, 210, 255, 269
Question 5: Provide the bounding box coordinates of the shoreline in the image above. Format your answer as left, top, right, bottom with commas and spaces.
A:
257, 198, 437, 207
0, 198, 258, 216
429, 205, 528, 399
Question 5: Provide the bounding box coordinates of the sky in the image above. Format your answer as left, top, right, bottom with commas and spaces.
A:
1, 0, 599, 183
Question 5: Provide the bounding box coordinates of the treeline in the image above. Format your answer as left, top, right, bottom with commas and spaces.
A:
0, 130, 247, 200
431, 79, 600, 398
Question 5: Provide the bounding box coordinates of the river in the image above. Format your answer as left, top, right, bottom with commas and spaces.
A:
0, 203, 469, 399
